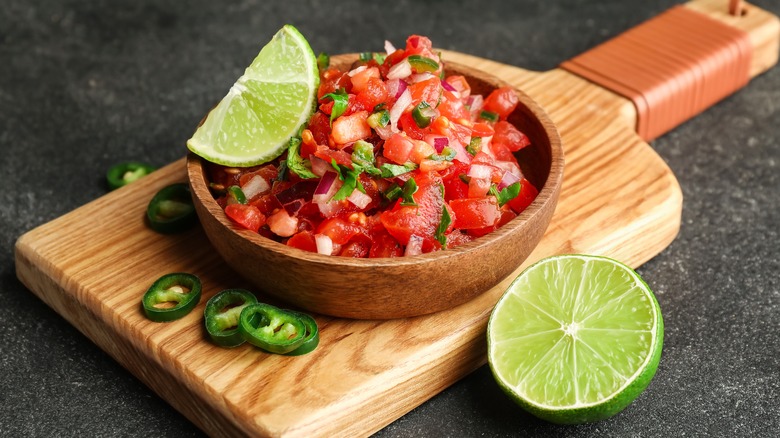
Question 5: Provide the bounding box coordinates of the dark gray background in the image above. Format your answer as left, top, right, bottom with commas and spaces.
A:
2, 0, 779, 436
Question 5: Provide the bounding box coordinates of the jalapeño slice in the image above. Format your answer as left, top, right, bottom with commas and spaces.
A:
142, 273, 202, 322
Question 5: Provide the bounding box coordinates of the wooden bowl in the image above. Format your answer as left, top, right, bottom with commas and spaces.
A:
187, 55, 564, 319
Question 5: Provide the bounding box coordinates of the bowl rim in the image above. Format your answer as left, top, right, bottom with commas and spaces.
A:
187, 58, 564, 268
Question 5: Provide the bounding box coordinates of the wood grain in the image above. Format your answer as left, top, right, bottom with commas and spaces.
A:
14, 1, 778, 436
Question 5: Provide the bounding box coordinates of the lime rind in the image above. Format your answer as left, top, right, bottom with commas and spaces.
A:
487, 254, 663, 424
187, 24, 319, 167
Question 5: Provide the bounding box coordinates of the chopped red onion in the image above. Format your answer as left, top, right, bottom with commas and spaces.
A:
404, 235, 424, 256
310, 156, 330, 177
348, 65, 367, 77
433, 136, 449, 153
387, 59, 412, 80
468, 164, 493, 180
497, 169, 521, 190
240, 175, 269, 200
283, 199, 305, 215
275, 180, 317, 206
317, 200, 342, 218
347, 189, 372, 209
314, 171, 337, 196
267, 209, 298, 237
467, 95, 484, 114
448, 139, 471, 164
409, 73, 435, 84
385, 79, 406, 99
441, 79, 457, 92
390, 89, 412, 131
374, 124, 395, 140
314, 233, 333, 255
384, 40, 396, 55
494, 160, 523, 181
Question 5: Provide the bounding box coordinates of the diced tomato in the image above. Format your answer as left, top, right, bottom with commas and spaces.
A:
443, 174, 468, 201
445, 229, 474, 249
408, 77, 441, 108
266, 209, 299, 237
468, 207, 517, 237
314, 145, 353, 168
383, 133, 415, 164
444, 75, 471, 98
449, 197, 501, 230
350, 67, 380, 93
409, 140, 436, 164
429, 115, 450, 136
307, 112, 331, 148
317, 217, 362, 245
249, 193, 280, 216
238, 165, 277, 188
355, 77, 389, 111
224, 204, 266, 232
492, 120, 531, 152
483, 87, 519, 120
490, 142, 516, 163
471, 151, 495, 166
406, 35, 432, 53
380, 172, 445, 249
507, 178, 539, 214
437, 91, 470, 121
448, 121, 472, 148
369, 229, 404, 258
318, 68, 351, 99
380, 49, 407, 76
467, 176, 491, 198
471, 122, 495, 139
287, 230, 317, 253
339, 233, 372, 258
331, 111, 371, 145
398, 111, 428, 140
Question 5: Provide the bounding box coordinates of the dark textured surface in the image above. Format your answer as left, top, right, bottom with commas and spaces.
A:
2, 0, 779, 436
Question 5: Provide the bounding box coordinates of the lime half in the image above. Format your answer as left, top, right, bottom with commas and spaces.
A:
187, 25, 319, 167
487, 254, 663, 424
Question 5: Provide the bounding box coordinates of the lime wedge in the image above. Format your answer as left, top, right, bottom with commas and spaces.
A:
487, 254, 663, 424
187, 24, 319, 167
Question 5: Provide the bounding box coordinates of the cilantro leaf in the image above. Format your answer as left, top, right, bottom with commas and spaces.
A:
400, 177, 418, 207
435, 203, 452, 248
494, 181, 522, 207
330, 160, 366, 201
380, 162, 417, 178
351, 140, 380, 176
322, 89, 349, 125
287, 138, 318, 179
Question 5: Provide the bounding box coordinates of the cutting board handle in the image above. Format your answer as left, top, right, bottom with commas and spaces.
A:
560, 0, 779, 141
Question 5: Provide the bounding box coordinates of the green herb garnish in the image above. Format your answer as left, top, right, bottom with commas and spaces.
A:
287, 138, 317, 179
322, 89, 349, 125
435, 204, 452, 248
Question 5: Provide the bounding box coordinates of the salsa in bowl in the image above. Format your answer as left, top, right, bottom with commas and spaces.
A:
187, 36, 563, 319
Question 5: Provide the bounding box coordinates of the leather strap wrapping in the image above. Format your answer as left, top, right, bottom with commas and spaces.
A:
561, 5, 753, 141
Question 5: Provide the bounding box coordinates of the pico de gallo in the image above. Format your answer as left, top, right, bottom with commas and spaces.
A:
205, 34, 538, 257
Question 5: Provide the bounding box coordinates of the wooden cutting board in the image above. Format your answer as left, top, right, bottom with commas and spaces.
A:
14, 1, 778, 436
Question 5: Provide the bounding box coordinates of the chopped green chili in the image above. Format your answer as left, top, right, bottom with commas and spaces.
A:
238, 303, 307, 354
204, 289, 258, 348
142, 273, 202, 322
146, 183, 197, 234
107, 162, 155, 190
